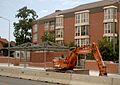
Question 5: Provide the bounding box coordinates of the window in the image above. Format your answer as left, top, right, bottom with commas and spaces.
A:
104, 22, 114, 34
75, 26, 80, 36
56, 15, 63, 27
81, 25, 89, 36
75, 14, 80, 24
75, 39, 80, 46
75, 11, 89, 24
56, 29, 63, 38
81, 13, 89, 23
81, 38, 89, 46
75, 38, 89, 47
45, 22, 49, 30
33, 24, 37, 33
75, 25, 89, 36
104, 6, 117, 20
50, 21, 55, 30
104, 23, 111, 34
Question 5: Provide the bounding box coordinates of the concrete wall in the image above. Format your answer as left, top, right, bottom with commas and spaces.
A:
0, 66, 120, 85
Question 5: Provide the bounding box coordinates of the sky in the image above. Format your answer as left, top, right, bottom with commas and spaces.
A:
0, 0, 100, 41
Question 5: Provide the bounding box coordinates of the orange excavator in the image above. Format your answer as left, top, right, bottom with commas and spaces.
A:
53, 42, 107, 76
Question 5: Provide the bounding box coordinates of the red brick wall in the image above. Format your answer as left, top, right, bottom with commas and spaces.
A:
90, 12, 104, 44
85, 60, 118, 74
64, 16, 75, 45
116, 12, 120, 34
30, 51, 69, 63
0, 56, 20, 64
38, 23, 44, 44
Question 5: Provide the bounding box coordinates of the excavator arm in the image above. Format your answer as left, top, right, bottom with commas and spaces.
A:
91, 43, 107, 76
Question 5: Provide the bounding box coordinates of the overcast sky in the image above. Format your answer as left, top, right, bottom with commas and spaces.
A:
0, 0, 100, 41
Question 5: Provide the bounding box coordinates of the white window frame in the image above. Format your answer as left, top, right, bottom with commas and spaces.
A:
103, 6, 117, 23
81, 25, 89, 36
75, 38, 89, 47
55, 28, 63, 38
75, 25, 89, 37
75, 10, 89, 26
75, 26, 80, 36
50, 21, 55, 30
56, 15, 64, 28
104, 23, 113, 34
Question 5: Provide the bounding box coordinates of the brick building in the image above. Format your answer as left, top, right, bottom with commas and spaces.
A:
32, 0, 120, 47
31, 0, 120, 69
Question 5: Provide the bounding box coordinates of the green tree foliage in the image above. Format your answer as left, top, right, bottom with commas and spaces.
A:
41, 31, 55, 42
98, 37, 118, 62
13, 6, 38, 45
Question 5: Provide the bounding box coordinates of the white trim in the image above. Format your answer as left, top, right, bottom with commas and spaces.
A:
75, 36, 89, 39
103, 6, 117, 9
55, 26, 64, 29
103, 19, 117, 23
75, 10, 90, 14
75, 22, 89, 26
56, 15, 64, 17
55, 38, 64, 41
103, 33, 118, 37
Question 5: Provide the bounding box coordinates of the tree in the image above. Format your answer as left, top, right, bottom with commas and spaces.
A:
98, 37, 118, 62
41, 31, 55, 42
13, 6, 38, 45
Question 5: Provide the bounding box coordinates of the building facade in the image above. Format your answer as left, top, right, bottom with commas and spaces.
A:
32, 0, 120, 46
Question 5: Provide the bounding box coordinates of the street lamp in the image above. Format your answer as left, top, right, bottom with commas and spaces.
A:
0, 16, 10, 66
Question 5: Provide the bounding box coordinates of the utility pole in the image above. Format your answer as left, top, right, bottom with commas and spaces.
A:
118, 0, 120, 75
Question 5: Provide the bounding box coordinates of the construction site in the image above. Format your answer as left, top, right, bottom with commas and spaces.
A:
0, 41, 119, 85
0, 0, 120, 85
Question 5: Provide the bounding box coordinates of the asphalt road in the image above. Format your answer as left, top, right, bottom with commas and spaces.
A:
0, 76, 60, 85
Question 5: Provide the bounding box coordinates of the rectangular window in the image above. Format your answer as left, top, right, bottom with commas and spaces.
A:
50, 21, 55, 30
56, 29, 63, 38
75, 12, 89, 24
81, 25, 89, 36
45, 22, 49, 30
75, 25, 89, 36
75, 38, 89, 47
104, 8, 117, 20
75, 39, 80, 46
104, 23, 114, 34
75, 14, 80, 24
56, 16, 63, 27
75, 26, 80, 36
81, 38, 89, 46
